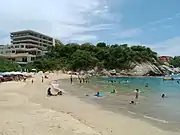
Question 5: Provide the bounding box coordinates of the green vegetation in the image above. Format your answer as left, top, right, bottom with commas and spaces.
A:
170, 56, 180, 67
0, 58, 21, 72
27, 41, 158, 72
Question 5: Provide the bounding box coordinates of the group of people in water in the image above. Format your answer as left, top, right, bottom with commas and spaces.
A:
47, 75, 170, 106
70, 75, 90, 84
107, 79, 169, 105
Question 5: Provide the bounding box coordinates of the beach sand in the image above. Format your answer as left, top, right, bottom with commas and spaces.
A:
0, 73, 179, 135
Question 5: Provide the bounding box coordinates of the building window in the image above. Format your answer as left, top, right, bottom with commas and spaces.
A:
31, 57, 35, 61
21, 45, 24, 48
15, 46, 19, 48
12, 50, 15, 53
22, 57, 27, 62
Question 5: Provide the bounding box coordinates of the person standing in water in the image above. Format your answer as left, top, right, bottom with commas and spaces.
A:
70, 75, 73, 84
135, 89, 139, 99
161, 93, 165, 99
145, 83, 148, 87
111, 88, 116, 93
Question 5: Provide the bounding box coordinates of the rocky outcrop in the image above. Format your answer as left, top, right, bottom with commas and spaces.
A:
100, 69, 111, 76
119, 62, 180, 76
120, 62, 163, 76
66, 61, 180, 77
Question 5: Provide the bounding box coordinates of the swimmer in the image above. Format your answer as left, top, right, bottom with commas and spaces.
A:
145, 83, 148, 87
111, 89, 116, 93
161, 93, 165, 99
177, 81, 179, 84
130, 100, 136, 105
95, 92, 100, 97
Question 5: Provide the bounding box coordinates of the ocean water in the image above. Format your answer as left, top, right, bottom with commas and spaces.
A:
58, 76, 180, 131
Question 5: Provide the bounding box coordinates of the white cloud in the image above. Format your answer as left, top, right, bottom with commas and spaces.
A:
70, 35, 97, 42
115, 28, 142, 38
0, 0, 112, 44
148, 37, 180, 56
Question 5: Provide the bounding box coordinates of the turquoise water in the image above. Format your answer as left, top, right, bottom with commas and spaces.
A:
58, 76, 180, 131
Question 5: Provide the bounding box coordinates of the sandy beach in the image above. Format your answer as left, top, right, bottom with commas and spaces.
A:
0, 73, 179, 135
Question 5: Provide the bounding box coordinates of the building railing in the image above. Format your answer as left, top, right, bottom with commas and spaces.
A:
11, 35, 53, 43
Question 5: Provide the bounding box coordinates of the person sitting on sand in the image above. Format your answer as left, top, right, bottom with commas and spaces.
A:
47, 88, 63, 96
47, 88, 53, 96
57, 91, 63, 95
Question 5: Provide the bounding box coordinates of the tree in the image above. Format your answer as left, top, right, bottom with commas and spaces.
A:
96, 42, 106, 48
29, 41, 159, 71
0, 58, 21, 72
170, 56, 180, 67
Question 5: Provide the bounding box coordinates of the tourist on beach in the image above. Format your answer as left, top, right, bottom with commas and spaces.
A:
57, 91, 63, 95
23, 77, 26, 82
47, 88, 53, 96
85, 78, 88, 83
42, 76, 44, 83
82, 78, 85, 83
135, 89, 139, 99
47, 88, 63, 96
78, 75, 82, 83
31, 79, 34, 84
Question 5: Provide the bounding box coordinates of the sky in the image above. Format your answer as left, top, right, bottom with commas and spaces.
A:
0, 0, 180, 56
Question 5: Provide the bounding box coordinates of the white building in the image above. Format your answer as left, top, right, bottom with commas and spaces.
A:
0, 30, 54, 65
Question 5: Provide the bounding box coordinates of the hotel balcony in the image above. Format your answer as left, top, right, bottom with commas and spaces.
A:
11, 35, 53, 44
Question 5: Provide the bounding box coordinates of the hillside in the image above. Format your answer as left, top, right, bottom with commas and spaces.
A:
27, 40, 160, 75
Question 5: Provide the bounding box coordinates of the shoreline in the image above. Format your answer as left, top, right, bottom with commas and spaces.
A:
0, 73, 179, 135
56, 77, 180, 132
